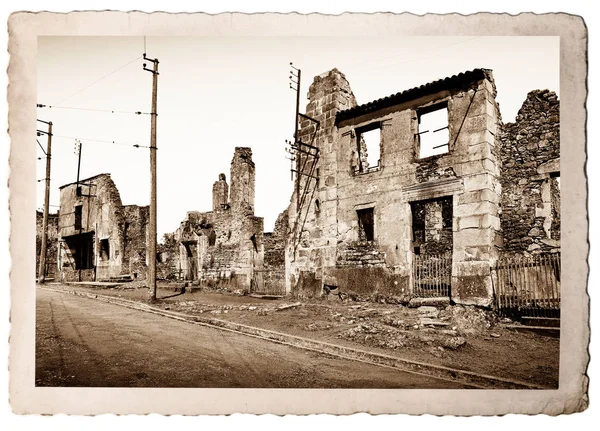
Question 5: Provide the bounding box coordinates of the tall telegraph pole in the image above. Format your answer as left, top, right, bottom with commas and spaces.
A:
289, 63, 301, 209
143, 53, 159, 302
37, 120, 53, 283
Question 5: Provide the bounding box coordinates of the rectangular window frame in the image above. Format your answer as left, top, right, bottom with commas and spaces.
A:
416, 101, 450, 160
355, 122, 382, 174
74, 204, 83, 231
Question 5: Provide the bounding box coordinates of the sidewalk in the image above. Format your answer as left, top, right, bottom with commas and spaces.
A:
43, 281, 559, 388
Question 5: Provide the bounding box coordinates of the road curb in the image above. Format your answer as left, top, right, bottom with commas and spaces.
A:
40, 286, 549, 390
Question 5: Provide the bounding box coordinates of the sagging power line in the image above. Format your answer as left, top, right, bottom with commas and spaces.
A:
52, 134, 142, 148
37, 103, 152, 116
55, 54, 143, 105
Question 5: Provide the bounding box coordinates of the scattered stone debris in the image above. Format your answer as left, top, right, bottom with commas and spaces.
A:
419, 318, 450, 327
276, 302, 302, 312
439, 304, 499, 335
441, 337, 467, 350
305, 321, 333, 332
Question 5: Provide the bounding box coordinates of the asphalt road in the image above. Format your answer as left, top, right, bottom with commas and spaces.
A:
36, 288, 468, 388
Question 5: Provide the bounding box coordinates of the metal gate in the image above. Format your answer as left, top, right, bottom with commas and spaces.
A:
252, 268, 286, 296
492, 253, 560, 318
412, 253, 452, 298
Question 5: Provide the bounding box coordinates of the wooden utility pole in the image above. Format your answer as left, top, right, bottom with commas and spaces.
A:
289, 63, 301, 209
143, 54, 159, 301
37, 121, 52, 283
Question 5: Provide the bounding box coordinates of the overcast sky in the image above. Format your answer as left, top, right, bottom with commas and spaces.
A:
36, 36, 559, 238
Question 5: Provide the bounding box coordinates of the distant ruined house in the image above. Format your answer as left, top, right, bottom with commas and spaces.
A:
173, 148, 266, 291
57, 173, 149, 282
284, 68, 559, 306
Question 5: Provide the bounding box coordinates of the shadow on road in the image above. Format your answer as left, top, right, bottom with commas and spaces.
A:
158, 291, 185, 300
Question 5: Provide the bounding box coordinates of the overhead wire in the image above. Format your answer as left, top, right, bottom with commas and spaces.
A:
52, 134, 142, 148
37, 104, 151, 116
54, 54, 143, 105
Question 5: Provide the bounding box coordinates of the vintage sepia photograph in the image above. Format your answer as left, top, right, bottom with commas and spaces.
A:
34, 34, 561, 389
8, 10, 589, 416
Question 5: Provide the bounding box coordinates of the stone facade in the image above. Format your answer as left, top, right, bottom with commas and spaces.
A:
36, 210, 59, 279
286, 68, 505, 306
499, 90, 560, 255
173, 148, 264, 291
57, 173, 149, 282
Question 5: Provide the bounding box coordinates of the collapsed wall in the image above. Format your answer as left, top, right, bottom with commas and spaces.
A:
173, 147, 264, 291
499, 90, 560, 255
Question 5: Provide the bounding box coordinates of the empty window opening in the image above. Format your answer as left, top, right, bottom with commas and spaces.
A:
208, 230, 217, 246
100, 238, 110, 261
74, 205, 83, 231
184, 243, 194, 258
417, 104, 449, 158
550, 171, 560, 190
314, 199, 321, 214
357, 207, 375, 242
356, 126, 381, 172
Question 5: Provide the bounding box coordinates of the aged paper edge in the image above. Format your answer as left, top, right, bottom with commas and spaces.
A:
7, 11, 589, 415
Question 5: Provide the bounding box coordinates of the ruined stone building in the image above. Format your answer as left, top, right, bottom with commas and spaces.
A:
284, 68, 559, 306
499, 90, 560, 255
36, 210, 59, 279
173, 148, 266, 291
57, 173, 149, 282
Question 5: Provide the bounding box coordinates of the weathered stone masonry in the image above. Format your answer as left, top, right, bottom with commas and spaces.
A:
174, 147, 265, 291
286, 68, 505, 306
499, 90, 560, 255
57, 173, 149, 282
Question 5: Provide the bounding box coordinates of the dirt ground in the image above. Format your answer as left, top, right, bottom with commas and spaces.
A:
37, 288, 470, 388
47, 282, 560, 388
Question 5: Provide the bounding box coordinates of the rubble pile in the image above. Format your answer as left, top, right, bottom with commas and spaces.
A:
439, 304, 500, 335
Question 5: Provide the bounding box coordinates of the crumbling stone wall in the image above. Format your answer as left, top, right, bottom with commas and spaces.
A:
212, 173, 229, 211
262, 210, 289, 292
122, 205, 149, 279
173, 148, 264, 291
499, 90, 560, 255
36, 210, 59, 278
157, 233, 179, 280
287, 68, 503, 306
286, 69, 359, 298
57, 174, 148, 282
